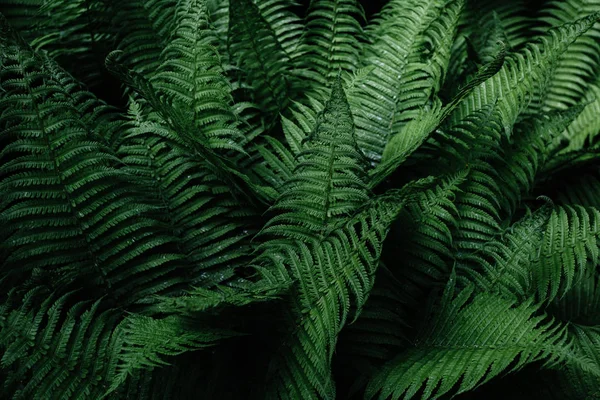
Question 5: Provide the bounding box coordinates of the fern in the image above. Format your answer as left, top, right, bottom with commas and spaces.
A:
297, 0, 365, 91
536, 0, 600, 111
365, 282, 581, 400
2, 1, 600, 399
228, 0, 294, 119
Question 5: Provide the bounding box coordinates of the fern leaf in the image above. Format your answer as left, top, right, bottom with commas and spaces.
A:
352, 0, 464, 161
113, 0, 174, 79
450, 13, 600, 131
0, 0, 43, 34
22, 0, 115, 88
536, 0, 600, 111
388, 171, 466, 298
152, 0, 244, 151
458, 201, 552, 301
560, 76, 600, 151
368, 47, 505, 187
298, 0, 365, 90
146, 281, 287, 316
115, 101, 254, 284
106, 314, 238, 395
261, 77, 369, 240
261, 181, 431, 399
228, 0, 293, 118
0, 40, 187, 301
105, 50, 278, 205
0, 293, 121, 399
463, 0, 535, 50
256, 0, 304, 60
365, 284, 575, 400
533, 205, 600, 303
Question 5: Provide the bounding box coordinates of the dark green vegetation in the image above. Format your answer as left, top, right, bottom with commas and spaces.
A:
1, 0, 600, 398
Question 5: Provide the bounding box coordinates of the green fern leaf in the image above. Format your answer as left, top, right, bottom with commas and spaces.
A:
0, 39, 186, 301
260, 180, 432, 399
228, 0, 293, 118
297, 0, 365, 91
261, 77, 368, 240
451, 13, 600, 131
533, 205, 600, 303
152, 0, 244, 151
536, 0, 600, 111
365, 284, 577, 400
352, 0, 464, 160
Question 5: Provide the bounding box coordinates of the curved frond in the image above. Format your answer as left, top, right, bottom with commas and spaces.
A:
0, 293, 122, 399
106, 313, 238, 394
560, 76, 600, 151
0, 40, 186, 301
536, 0, 600, 111
228, 0, 293, 118
152, 0, 243, 151
260, 182, 430, 399
352, 0, 464, 161
451, 13, 600, 130
116, 101, 254, 284
256, 0, 304, 60
533, 205, 600, 303
298, 0, 365, 91
261, 77, 368, 241
105, 50, 277, 205
365, 284, 577, 400
113, 0, 174, 79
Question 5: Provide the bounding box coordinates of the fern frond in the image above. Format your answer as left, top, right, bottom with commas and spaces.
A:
298, 0, 365, 90
206, 0, 230, 61
458, 201, 552, 301
0, 293, 121, 399
36, 55, 123, 146
0, 41, 188, 301
281, 100, 321, 156
533, 205, 600, 303
105, 51, 277, 205
550, 266, 600, 326
451, 13, 600, 131
228, 0, 293, 118
251, 135, 298, 192
536, 0, 600, 111
441, 11, 508, 100
464, 0, 535, 49
387, 171, 466, 300
369, 49, 505, 187
332, 265, 411, 399
256, 0, 304, 60
116, 101, 254, 284
146, 281, 287, 316
261, 181, 430, 399
365, 280, 576, 400
413, 105, 505, 250
152, 0, 244, 151
560, 76, 600, 151
0, 0, 43, 33
352, 0, 464, 161
113, 0, 171, 79
366, 268, 591, 399
107, 313, 239, 394
261, 77, 368, 241
329, 173, 468, 393
23, 0, 115, 88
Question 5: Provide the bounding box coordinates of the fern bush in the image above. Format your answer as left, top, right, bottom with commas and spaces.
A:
1, 0, 600, 398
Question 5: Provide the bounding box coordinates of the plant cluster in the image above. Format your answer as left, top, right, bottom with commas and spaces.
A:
1, 0, 600, 398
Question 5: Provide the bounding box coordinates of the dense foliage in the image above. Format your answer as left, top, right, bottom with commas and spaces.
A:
1, 0, 600, 398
